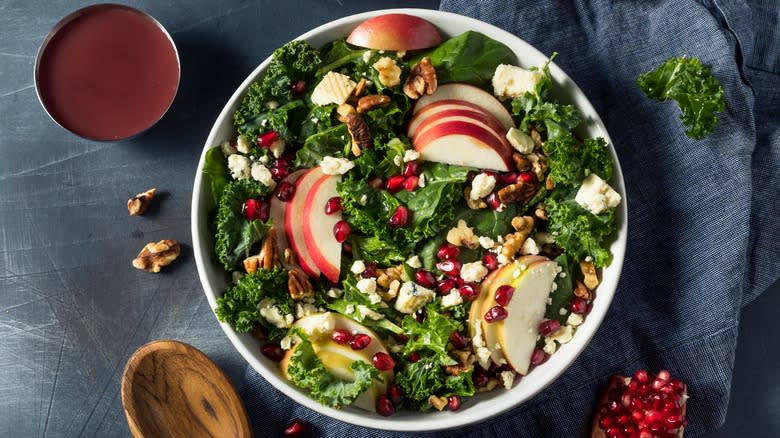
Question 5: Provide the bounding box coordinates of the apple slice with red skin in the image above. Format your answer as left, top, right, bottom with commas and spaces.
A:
284, 167, 324, 277
346, 13, 442, 51
408, 100, 508, 137
411, 109, 512, 150
270, 169, 307, 266
414, 83, 515, 131
412, 120, 514, 171
302, 173, 342, 283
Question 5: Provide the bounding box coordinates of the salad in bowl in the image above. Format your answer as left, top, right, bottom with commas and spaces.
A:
192, 9, 626, 430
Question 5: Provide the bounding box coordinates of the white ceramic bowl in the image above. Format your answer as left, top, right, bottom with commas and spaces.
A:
192, 8, 627, 432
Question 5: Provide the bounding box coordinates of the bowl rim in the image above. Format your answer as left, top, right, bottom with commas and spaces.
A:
191, 7, 627, 432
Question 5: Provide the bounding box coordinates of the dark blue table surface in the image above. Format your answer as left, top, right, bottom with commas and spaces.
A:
0, 0, 777, 436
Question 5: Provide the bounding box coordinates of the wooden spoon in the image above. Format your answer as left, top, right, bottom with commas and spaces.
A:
121, 340, 252, 438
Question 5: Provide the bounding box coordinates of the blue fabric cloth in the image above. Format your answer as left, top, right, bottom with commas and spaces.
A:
240, 1, 780, 436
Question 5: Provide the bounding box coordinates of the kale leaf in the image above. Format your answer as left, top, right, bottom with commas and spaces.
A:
546, 197, 616, 268
214, 179, 273, 270
202, 147, 230, 205
637, 56, 725, 139
402, 304, 459, 366
287, 332, 380, 409
214, 267, 290, 338
295, 124, 349, 168
415, 31, 516, 85
544, 134, 613, 190
395, 354, 475, 411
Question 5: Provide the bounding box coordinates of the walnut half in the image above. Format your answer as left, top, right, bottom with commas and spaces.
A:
127, 188, 157, 216
403, 57, 437, 99
132, 239, 180, 273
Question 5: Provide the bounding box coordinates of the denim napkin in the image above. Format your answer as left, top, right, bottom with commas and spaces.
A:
240, 1, 780, 436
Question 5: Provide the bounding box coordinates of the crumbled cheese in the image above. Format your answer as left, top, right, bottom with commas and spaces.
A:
461, 261, 488, 283
418, 174, 426, 188
344, 304, 355, 315
221, 141, 237, 156
295, 303, 318, 319
327, 288, 343, 299
521, 237, 540, 255
299, 312, 335, 340
394, 281, 435, 314
393, 154, 402, 167
472, 319, 485, 348
585, 255, 593, 262
227, 154, 251, 179
251, 162, 276, 188
403, 149, 420, 162
357, 305, 384, 320
492, 64, 544, 99
350, 260, 366, 274
549, 324, 574, 344
567, 312, 585, 327
396, 50, 406, 58
479, 236, 495, 249
280, 335, 293, 350
470, 173, 496, 200
269, 139, 285, 158
501, 370, 516, 390
505, 127, 535, 154
559, 308, 568, 316
574, 173, 622, 215
390, 343, 404, 354
258, 299, 292, 329
406, 255, 422, 269
362, 50, 373, 63
534, 232, 555, 244
258, 155, 270, 165
358, 194, 368, 206
440, 290, 463, 308
388, 279, 401, 297
320, 156, 355, 175
559, 272, 567, 278
266, 101, 279, 110
232, 271, 244, 284
356, 277, 377, 295
475, 346, 492, 369
497, 253, 511, 265
367, 292, 382, 305
543, 337, 557, 355
236, 135, 252, 154
311, 71, 357, 105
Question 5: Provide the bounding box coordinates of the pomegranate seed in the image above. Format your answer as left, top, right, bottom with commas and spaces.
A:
275, 181, 295, 201
618, 414, 631, 425
243, 199, 261, 220
453, 277, 465, 287
484, 305, 508, 323
415, 270, 437, 288
257, 130, 279, 147
530, 348, 548, 365
289, 79, 306, 96
372, 352, 395, 371
325, 196, 342, 215
472, 367, 489, 387
375, 394, 395, 416
436, 243, 460, 260
414, 307, 427, 323
500, 172, 518, 186
669, 379, 685, 394
621, 392, 633, 407
485, 192, 502, 210
538, 319, 562, 336
333, 220, 351, 243
644, 410, 662, 424
408, 351, 420, 362
482, 252, 499, 270
367, 177, 384, 189
448, 395, 461, 411
385, 175, 406, 193
389, 205, 410, 227
261, 343, 284, 362
403, 175, 419, 191
518, 171, 536, 184
482, 170, 498, 179
276, 151, 295, 167
331, 328, 352, 344
342, 242, 352, 253
403, 161, 420, 177
606, 427, 621, 437
634, 369, 649, 383
361, 262, 378, 278
270, 165, 289, 181
495, 285, 514, 306
388, 384, 404, 404
458, 283, 479, 301
449, 331, 470, 349
284, 418, 306, 437
436, 260, 462, 277
599, 416, 612, 429
349, 333, 371, 350
436, 278, 457, 295
665, 414, 683, 429
257, 200, 270, 222
569, 296, 588, 314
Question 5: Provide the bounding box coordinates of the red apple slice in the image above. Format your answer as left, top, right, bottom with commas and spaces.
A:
270, 169, 307, 266
412, 120, 514, 171
346, 13, 442, 51
411, 110, 511, 149
284, 167, 324, 277
415, 83, 515, 131
408, 100, 504, 137
302, 173, 342, 283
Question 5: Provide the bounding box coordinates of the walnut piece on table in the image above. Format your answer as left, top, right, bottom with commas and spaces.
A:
127, 188, 157, 216
132, 239, 180, 273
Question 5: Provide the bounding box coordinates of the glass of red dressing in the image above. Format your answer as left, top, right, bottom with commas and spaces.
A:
35, 4, 180, 141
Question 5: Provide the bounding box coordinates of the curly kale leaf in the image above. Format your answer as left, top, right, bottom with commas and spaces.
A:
395, 354, 474, 411
295, 124, 349, 168
544, 135, 613, 190
238, 99, 307, 141
202, 147, 230, 205
546, 197, 616, 268
350, 235, 412, 266
328, 276, 402, 334
402, 304, 459, 367
637, 56, 725, 139
214, 179, 272, 271
214, 267, 290, 337
287, 332, 380, 409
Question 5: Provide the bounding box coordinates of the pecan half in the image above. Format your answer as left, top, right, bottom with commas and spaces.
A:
127, 188, 157, 216
243, 231, 280, 273
357, 94, 391, 113
288, 267, 314, 301
132, 239, 180, 273
498, 181, 537, 205
345, 112, 371, 157
403, 57, 437, 99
